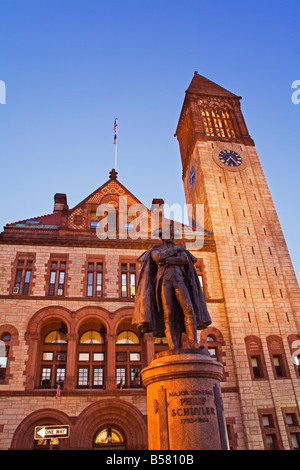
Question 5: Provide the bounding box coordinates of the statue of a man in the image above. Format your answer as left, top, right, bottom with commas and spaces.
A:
132, 229, 211, 349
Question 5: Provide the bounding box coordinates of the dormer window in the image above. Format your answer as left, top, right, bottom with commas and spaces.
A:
90, 220, 98, 230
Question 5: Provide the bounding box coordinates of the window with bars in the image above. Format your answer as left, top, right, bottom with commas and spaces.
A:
201, 107, 236, 138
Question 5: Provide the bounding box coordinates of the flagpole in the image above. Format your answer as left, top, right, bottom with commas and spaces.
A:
114, 118, 118, 171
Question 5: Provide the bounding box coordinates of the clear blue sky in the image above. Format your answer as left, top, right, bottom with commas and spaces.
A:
0, 0, 299, 282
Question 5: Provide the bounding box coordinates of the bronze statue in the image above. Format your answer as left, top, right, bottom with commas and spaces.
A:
132, 228, 211, 349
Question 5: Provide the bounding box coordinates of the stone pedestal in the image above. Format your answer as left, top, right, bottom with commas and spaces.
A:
141, 349, 228, 450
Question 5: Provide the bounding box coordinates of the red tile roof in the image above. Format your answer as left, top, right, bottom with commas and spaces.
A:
7, 212, 62, 227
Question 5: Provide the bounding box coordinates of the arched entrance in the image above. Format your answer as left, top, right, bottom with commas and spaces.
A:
10, 409, 73, 450
74, 399, 147, 450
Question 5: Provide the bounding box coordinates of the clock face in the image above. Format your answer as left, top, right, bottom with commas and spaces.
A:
218, 150, 242, 167
189, 166, 195, 188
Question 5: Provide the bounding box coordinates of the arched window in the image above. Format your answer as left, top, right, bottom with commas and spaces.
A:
200, 328, 225, 366
287, 334, 300, 378
266, 335, 290, 379
245, 336, 268, 380
1, 333, 11, 341
206, 335, 218, 360
0, 326, 18, 385
195, 260, 208, 298
94, 426, 125, 449
44, 330, 67, 344
77, 325, 106, 389
0, 333, 11, 383
116, 326, 142, 389
38, 323, 68, 389
79, 330, 104, 344
116, 331, 139, 344
201, 107, 236, 138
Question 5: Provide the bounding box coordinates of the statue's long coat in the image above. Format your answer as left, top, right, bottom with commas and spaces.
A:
132, 246, 211, 337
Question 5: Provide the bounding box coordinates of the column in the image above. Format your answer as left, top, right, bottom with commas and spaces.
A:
105, 334, 117, 390
64, 333, 78, 390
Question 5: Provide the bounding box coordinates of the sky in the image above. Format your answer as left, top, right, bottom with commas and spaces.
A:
0, 0, 299, 282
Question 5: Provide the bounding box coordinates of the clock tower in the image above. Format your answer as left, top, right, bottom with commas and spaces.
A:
175, 72, 300, 450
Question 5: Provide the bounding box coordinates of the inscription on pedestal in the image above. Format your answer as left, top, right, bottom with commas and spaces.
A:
168, 389, 215, 425
141, 350, 225, 450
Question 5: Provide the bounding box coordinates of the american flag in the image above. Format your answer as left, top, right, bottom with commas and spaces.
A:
114, 118, 118, 144
56, 383, 61, 399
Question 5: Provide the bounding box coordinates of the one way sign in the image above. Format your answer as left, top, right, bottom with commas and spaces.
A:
34, 425, 70, 440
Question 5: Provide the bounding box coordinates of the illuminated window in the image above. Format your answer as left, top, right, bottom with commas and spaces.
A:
94, 426, 125, 449
39, 326, 67, 389
116, 331, 140, 344
120, 263, 136, 298
79, 330, 104, 344
202, 108, 215, 136
44, 330, 67, 344
201, 107, 236, 138
35, 437, 60, 449
77, 328, 105, 389
222, 110, 236, 138
116, 328, 142, 388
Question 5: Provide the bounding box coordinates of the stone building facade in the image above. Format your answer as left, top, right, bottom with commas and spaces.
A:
0, 74, 299, 450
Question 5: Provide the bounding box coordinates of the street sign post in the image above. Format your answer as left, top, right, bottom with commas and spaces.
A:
34, 425, 70, 440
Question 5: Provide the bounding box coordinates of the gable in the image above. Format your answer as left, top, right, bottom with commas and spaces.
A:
67, 172, 150, 232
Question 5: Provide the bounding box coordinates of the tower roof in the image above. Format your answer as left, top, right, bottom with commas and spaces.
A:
186, 72, 240, 99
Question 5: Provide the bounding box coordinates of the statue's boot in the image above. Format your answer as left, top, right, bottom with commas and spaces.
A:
164, 325, 178, 350
185, 320, 201, 349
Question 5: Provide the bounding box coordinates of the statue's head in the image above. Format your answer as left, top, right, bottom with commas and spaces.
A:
159, 221, 175, 244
